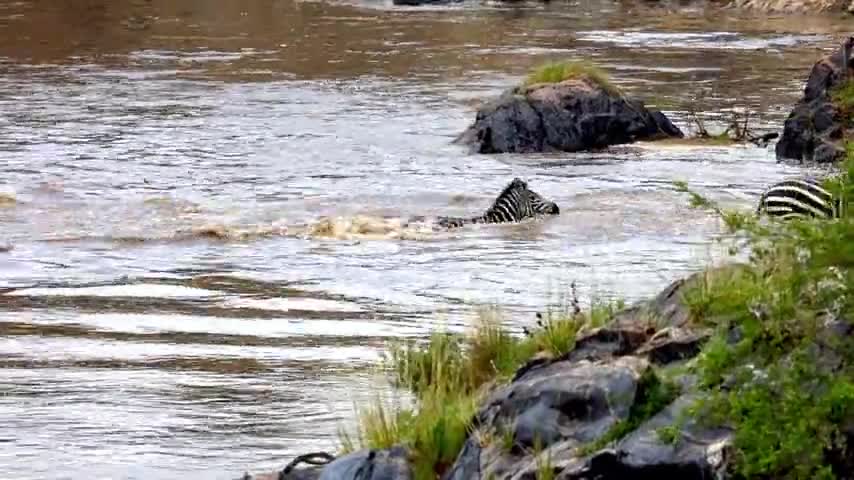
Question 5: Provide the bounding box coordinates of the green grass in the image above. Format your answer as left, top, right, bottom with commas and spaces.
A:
533, 437, 556, 480
522, 60, 618, 95
832, 80, 854, 124
338, 387, 479, 479
673, 147, 854, 478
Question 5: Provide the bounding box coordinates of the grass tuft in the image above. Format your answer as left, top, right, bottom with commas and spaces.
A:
341, 289, 626, 479
523, 60, 619, 95
578, 368, 680, 455
832, 80, 854, 123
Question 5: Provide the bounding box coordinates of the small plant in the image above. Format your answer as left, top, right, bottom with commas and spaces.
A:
533, 437, 556, 480
339, 386, 478, 480
523, 60, 618, 95
578, 369, 680, 455
655, 424, 682, 445
831, 79, 854, 122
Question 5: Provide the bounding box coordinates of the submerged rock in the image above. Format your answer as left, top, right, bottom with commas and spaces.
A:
776, 36, 854, 164
454, 77, 683, 154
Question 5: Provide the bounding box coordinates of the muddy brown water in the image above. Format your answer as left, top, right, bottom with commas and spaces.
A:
0, 0, 851, 478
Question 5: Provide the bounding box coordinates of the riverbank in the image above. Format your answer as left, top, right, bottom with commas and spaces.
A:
254, 146, 854, 479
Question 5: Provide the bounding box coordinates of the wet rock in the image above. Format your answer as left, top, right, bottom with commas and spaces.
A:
318, 447, 412, 480
454, 77, 683, 154
246, 448, 411, 480
776, 37, 854, 164
567, 395, 732, 480
635, 328, 709, 366
444, 357, 650, 480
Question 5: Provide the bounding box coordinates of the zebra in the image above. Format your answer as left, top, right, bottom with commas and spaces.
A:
756, 177, 844, 220
435, 178, 560, 229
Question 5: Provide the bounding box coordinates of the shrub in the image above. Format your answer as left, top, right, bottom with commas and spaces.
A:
674, 146, 854, 478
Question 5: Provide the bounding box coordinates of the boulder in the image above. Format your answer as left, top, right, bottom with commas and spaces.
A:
454, 77, 683, 154
443, 357, 651, 480
245, 447, 412, 480
564, 395, 733, 480
776, 37, 854, 164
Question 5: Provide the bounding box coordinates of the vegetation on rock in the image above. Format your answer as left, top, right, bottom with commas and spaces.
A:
675, 146, 854, 479
833, 79, 854, 126
337, 297, 623, 480
522, 60, 618, 94
333, 147, 854, 480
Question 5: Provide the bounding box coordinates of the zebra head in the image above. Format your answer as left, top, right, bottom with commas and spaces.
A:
530, 189, 560, 216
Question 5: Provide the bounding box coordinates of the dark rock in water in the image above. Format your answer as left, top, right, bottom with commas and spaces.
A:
319, 447, 412, 480
776, 36, 854, 164
454, 77, 683, 154
573, 395, 732, 479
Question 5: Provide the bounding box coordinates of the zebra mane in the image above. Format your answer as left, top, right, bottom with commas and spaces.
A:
484, 178, 529, 212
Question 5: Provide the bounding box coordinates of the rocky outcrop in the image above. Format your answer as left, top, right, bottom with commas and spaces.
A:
454, 77, 683, 154
727, 0, 854, 13
776, 37, 854, 164
243, 270, 726, 480
573, 394, 732, 479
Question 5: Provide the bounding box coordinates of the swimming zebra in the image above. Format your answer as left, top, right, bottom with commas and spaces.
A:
435, 178, 560, 229
756, 177, 844, 220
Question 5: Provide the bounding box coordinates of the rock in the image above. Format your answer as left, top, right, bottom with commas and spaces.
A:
455, 77, 683, 154
443, 357, 650, 480
318, 447, 412, 480
247, 448, 411, 480
567, 395, 732, 479
776, 37, 854, 164
635, 328, 709, 366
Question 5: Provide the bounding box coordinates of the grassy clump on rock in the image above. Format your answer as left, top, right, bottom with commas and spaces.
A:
337, 300, 621, 480
675, 147, 854, 479
522, 60, 619, 95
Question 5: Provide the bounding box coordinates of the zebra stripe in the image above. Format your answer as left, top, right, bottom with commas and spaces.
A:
757, 178, 841, 220
437, 178, 559, 229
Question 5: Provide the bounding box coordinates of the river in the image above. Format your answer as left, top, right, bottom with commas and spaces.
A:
0, 1, 849, 478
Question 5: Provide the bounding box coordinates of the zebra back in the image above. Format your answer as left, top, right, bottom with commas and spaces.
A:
757, 177, 839, 220
481, 178, 535, 223
436, 178, 559, 229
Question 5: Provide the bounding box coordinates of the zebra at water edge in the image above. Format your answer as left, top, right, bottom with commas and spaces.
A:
756, 177, 845, 220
